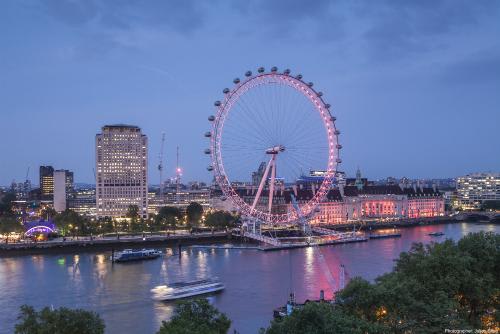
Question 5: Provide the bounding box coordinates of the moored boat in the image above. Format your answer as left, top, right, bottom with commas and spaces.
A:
112, 248, 162, 262
369, 233, 402, 239
151, 278, 225, 301
428, 232, 444, 237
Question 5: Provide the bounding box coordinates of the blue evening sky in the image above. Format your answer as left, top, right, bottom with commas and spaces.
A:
1, 0, 499, 185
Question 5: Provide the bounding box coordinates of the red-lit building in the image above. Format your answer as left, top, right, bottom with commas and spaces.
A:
308, 184, 444, 225
209, 179, 445, 224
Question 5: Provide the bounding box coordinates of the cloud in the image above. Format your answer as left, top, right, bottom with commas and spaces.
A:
37, 0, 500, 62
441, 48, 500, 84
358, 0, 500, 60
40, 0, 208, 34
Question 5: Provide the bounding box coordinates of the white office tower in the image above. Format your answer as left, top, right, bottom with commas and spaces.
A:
96, 125, 148, 219
53, 170, 67, 212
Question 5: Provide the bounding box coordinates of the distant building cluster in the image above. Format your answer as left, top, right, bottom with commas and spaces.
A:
455, 173, 500, 210
3, 123, 497, 225
211, 169, 445, 224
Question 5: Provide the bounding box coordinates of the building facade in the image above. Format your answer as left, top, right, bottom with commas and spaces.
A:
210, 184, 445, 224
456, 173, 500, 210
96, 125, 148, 219
53, 169, 74, 212
39, 166, 54, 198
68, 188, 96, 217
53, 170, 67, 212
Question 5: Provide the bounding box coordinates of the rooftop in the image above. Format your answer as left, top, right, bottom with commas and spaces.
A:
102, 124, 140, 130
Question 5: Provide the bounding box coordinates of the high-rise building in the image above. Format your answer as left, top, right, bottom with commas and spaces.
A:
96, 125, 148, 219
39, 166, 54, 197
456, 173, 500, 209
53, 170, 67, 212
65, 171, 74, 195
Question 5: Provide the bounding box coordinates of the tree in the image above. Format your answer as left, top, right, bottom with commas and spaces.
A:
205, 211, 237, 230
156, 206, 182, 230
264, 302, 385, 334
129, 218, 145, 233
186, 202, 204, 227
126, 205, 140, 221
15, 304, 105, 334
0, 191, 16, 216
333, 232, 500, 333
157, 299, 230, 334
0, 216, 23, 234
54, 209, 89, 236
40, 207, 57, 220
480, 200, 500, 211
97, 217, 115, 234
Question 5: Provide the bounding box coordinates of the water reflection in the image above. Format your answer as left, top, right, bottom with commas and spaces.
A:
0, 223, 498, 334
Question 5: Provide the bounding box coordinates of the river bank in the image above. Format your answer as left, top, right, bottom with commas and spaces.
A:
2, 214, 497, 256
0, 231, 232, 256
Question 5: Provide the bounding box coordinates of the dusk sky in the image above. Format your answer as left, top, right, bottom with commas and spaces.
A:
1, 0, 499, 186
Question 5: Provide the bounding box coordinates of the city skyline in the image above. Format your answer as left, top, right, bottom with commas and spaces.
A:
1, 1, 500, 185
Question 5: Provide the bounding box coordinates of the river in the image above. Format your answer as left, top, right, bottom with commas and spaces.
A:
0, 222, 498, 334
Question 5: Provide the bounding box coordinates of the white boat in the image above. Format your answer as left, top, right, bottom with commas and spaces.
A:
112, 248, 162, 262
151, 278, 225, 301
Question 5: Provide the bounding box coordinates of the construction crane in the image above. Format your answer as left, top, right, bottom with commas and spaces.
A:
158, 133, 166, 197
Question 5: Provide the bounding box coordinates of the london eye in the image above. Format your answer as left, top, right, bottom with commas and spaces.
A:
205, 67, 341, 225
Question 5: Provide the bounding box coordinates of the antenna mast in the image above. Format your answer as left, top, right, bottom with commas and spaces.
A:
158, 133, 166, 197
176, 146, 181, 204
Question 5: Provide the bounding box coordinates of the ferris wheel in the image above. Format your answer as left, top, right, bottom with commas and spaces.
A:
205, 67, 341, 224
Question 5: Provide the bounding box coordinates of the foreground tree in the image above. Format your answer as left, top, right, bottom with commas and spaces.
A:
336, 231, 500, 333
264, 302, 384, 334
157, 299, 231, 334
15, 305, 105, 334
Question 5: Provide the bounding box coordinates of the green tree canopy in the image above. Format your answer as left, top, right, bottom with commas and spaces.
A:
156, 206, 182, 230
126, 205, 140, 221
186, 202, 204, 227
40, 207, 57, 220
157, 299, 231, 334
264, 302, 385, 334
0, 216, 23, 234
15, 305, 105, 334
0, 191, 16, 216
205, 211, 237, 230
335, 231, 500, 333
480, 200, 500, 211
54, 209, 90, 236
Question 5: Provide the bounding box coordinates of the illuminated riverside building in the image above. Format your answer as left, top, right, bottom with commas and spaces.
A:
210, 175, 444, 224
96, 125, 148, 219
456, 173, 500, 210
148, 187, 211, 215
307, 185, 443, 224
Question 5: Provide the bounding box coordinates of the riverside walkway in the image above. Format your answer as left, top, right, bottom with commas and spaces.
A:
0, 231, 230, 253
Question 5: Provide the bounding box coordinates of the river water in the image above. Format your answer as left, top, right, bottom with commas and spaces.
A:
0, 222, 498, 334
